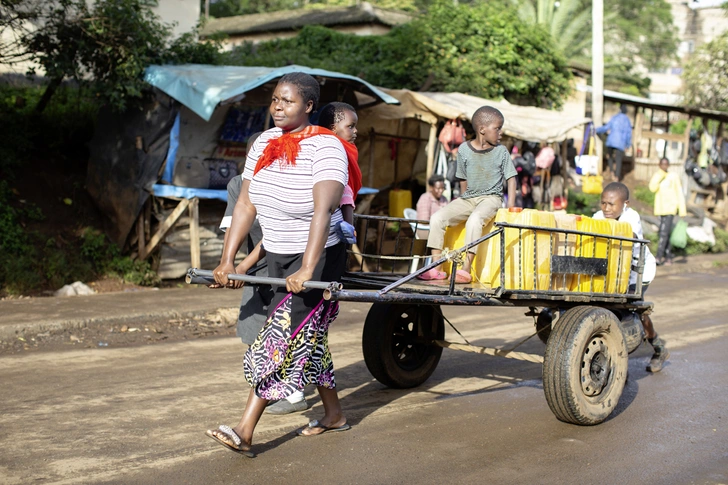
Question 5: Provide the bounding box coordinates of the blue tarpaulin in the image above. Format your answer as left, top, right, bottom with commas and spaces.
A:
144, 64, 400, 121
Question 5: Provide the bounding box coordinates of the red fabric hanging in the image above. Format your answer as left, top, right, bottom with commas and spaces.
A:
255, 125, 362, 198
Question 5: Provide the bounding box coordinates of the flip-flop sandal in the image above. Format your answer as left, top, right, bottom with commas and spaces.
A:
417, 269, 447, 281
454, 269, 472, 284
296, 419, 351, 437
205, 425, 255, 457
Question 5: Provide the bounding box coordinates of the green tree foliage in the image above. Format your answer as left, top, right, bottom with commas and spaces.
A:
0, 0, 39, 65
509, 0, 677, 95
508, 0, 591, 61
681, 32, 728, 112
226, 0, 573, 107
609, 0, 678, 72
8, 0, 222, 112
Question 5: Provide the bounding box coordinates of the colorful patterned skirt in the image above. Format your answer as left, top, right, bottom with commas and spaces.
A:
243, 243, 345, 400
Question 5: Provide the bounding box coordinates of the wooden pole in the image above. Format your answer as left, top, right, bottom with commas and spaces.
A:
188, 198, 201, 270
426, 123, 437, 182
592, 0, 604, 175
368, 128, 375, 188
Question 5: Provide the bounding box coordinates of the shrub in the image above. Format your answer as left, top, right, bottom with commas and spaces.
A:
567, 191, 601, 216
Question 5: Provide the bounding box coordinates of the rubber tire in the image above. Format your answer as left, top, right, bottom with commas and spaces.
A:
362, 303, 444, 389
542, 306, 628, 425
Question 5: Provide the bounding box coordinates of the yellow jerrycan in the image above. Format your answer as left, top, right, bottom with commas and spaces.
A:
551, 212, 578, 291
605, 218, 633, 294
476, 208, 556, 290
572, 216, 612, 292
389, 189, 412, 218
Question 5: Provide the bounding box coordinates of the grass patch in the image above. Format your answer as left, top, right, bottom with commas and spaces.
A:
0, 222, 159, 296
633, 186, 655, 207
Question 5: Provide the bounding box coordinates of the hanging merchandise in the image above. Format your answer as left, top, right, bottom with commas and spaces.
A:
434, 143, 453, 202
575, 123, 599, 175
438, 119, 466, 156
582, 174, 604, 195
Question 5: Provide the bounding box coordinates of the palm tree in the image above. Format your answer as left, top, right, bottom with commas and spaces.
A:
509, 0, 591, 62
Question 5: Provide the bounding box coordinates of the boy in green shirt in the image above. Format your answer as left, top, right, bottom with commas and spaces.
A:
419, 106, 517, 284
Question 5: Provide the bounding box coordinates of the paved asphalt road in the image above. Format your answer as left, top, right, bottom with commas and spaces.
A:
1, 270, 727, 484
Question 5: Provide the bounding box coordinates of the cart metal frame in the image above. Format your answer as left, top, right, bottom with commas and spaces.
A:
187, 213, 653, 426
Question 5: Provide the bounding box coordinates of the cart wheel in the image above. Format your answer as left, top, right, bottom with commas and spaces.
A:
535, 308, 554, 345
362, 303, 444, 389
542, 306, 628, 425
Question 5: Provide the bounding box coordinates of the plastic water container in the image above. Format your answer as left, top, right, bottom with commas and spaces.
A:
442, 221, 467, 277
477, 208, 556, 290
605, 218, 633, 294
551, 212, 578, 291
389, 189, 412, 218
572, 216, 612, 293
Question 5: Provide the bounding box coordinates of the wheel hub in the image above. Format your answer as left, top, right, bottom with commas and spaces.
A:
581, 336, 610, 396
391, 312, 428, 370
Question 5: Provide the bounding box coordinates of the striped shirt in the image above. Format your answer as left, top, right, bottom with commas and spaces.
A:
243, 127, 348, 254
456, 142, 517, 199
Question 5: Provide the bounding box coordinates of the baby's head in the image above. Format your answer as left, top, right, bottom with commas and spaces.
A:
600, 182, 630, 220
472, 106, 504, 147
318, 102, 358, 143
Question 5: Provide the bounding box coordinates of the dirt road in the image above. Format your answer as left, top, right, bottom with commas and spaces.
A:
1, 271, 727, 484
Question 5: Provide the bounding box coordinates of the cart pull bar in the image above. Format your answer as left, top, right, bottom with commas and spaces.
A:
186, 268, 343, 291
435, 340, 544, 364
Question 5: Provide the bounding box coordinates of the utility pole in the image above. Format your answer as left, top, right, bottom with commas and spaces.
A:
592, 0, 604, 175
205, 0, 210, 20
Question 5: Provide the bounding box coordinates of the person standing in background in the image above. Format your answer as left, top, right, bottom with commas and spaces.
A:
649, 157, 687, 266
596, 105, 632, 181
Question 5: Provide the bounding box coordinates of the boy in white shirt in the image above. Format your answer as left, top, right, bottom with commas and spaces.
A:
593, 182, 669, 372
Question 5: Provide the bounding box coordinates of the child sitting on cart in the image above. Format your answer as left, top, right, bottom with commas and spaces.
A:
593, 182, 669, 372
418, 106, 517, 284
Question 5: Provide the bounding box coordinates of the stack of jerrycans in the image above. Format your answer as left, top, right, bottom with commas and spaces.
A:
571, 215, 633, 294
440, 208, 632, 294
473, 208, 556, 290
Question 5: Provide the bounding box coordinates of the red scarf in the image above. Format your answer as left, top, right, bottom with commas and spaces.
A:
254, 125, 362, 199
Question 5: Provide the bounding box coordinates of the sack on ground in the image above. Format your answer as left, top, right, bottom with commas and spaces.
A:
670, 219, 688, 249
